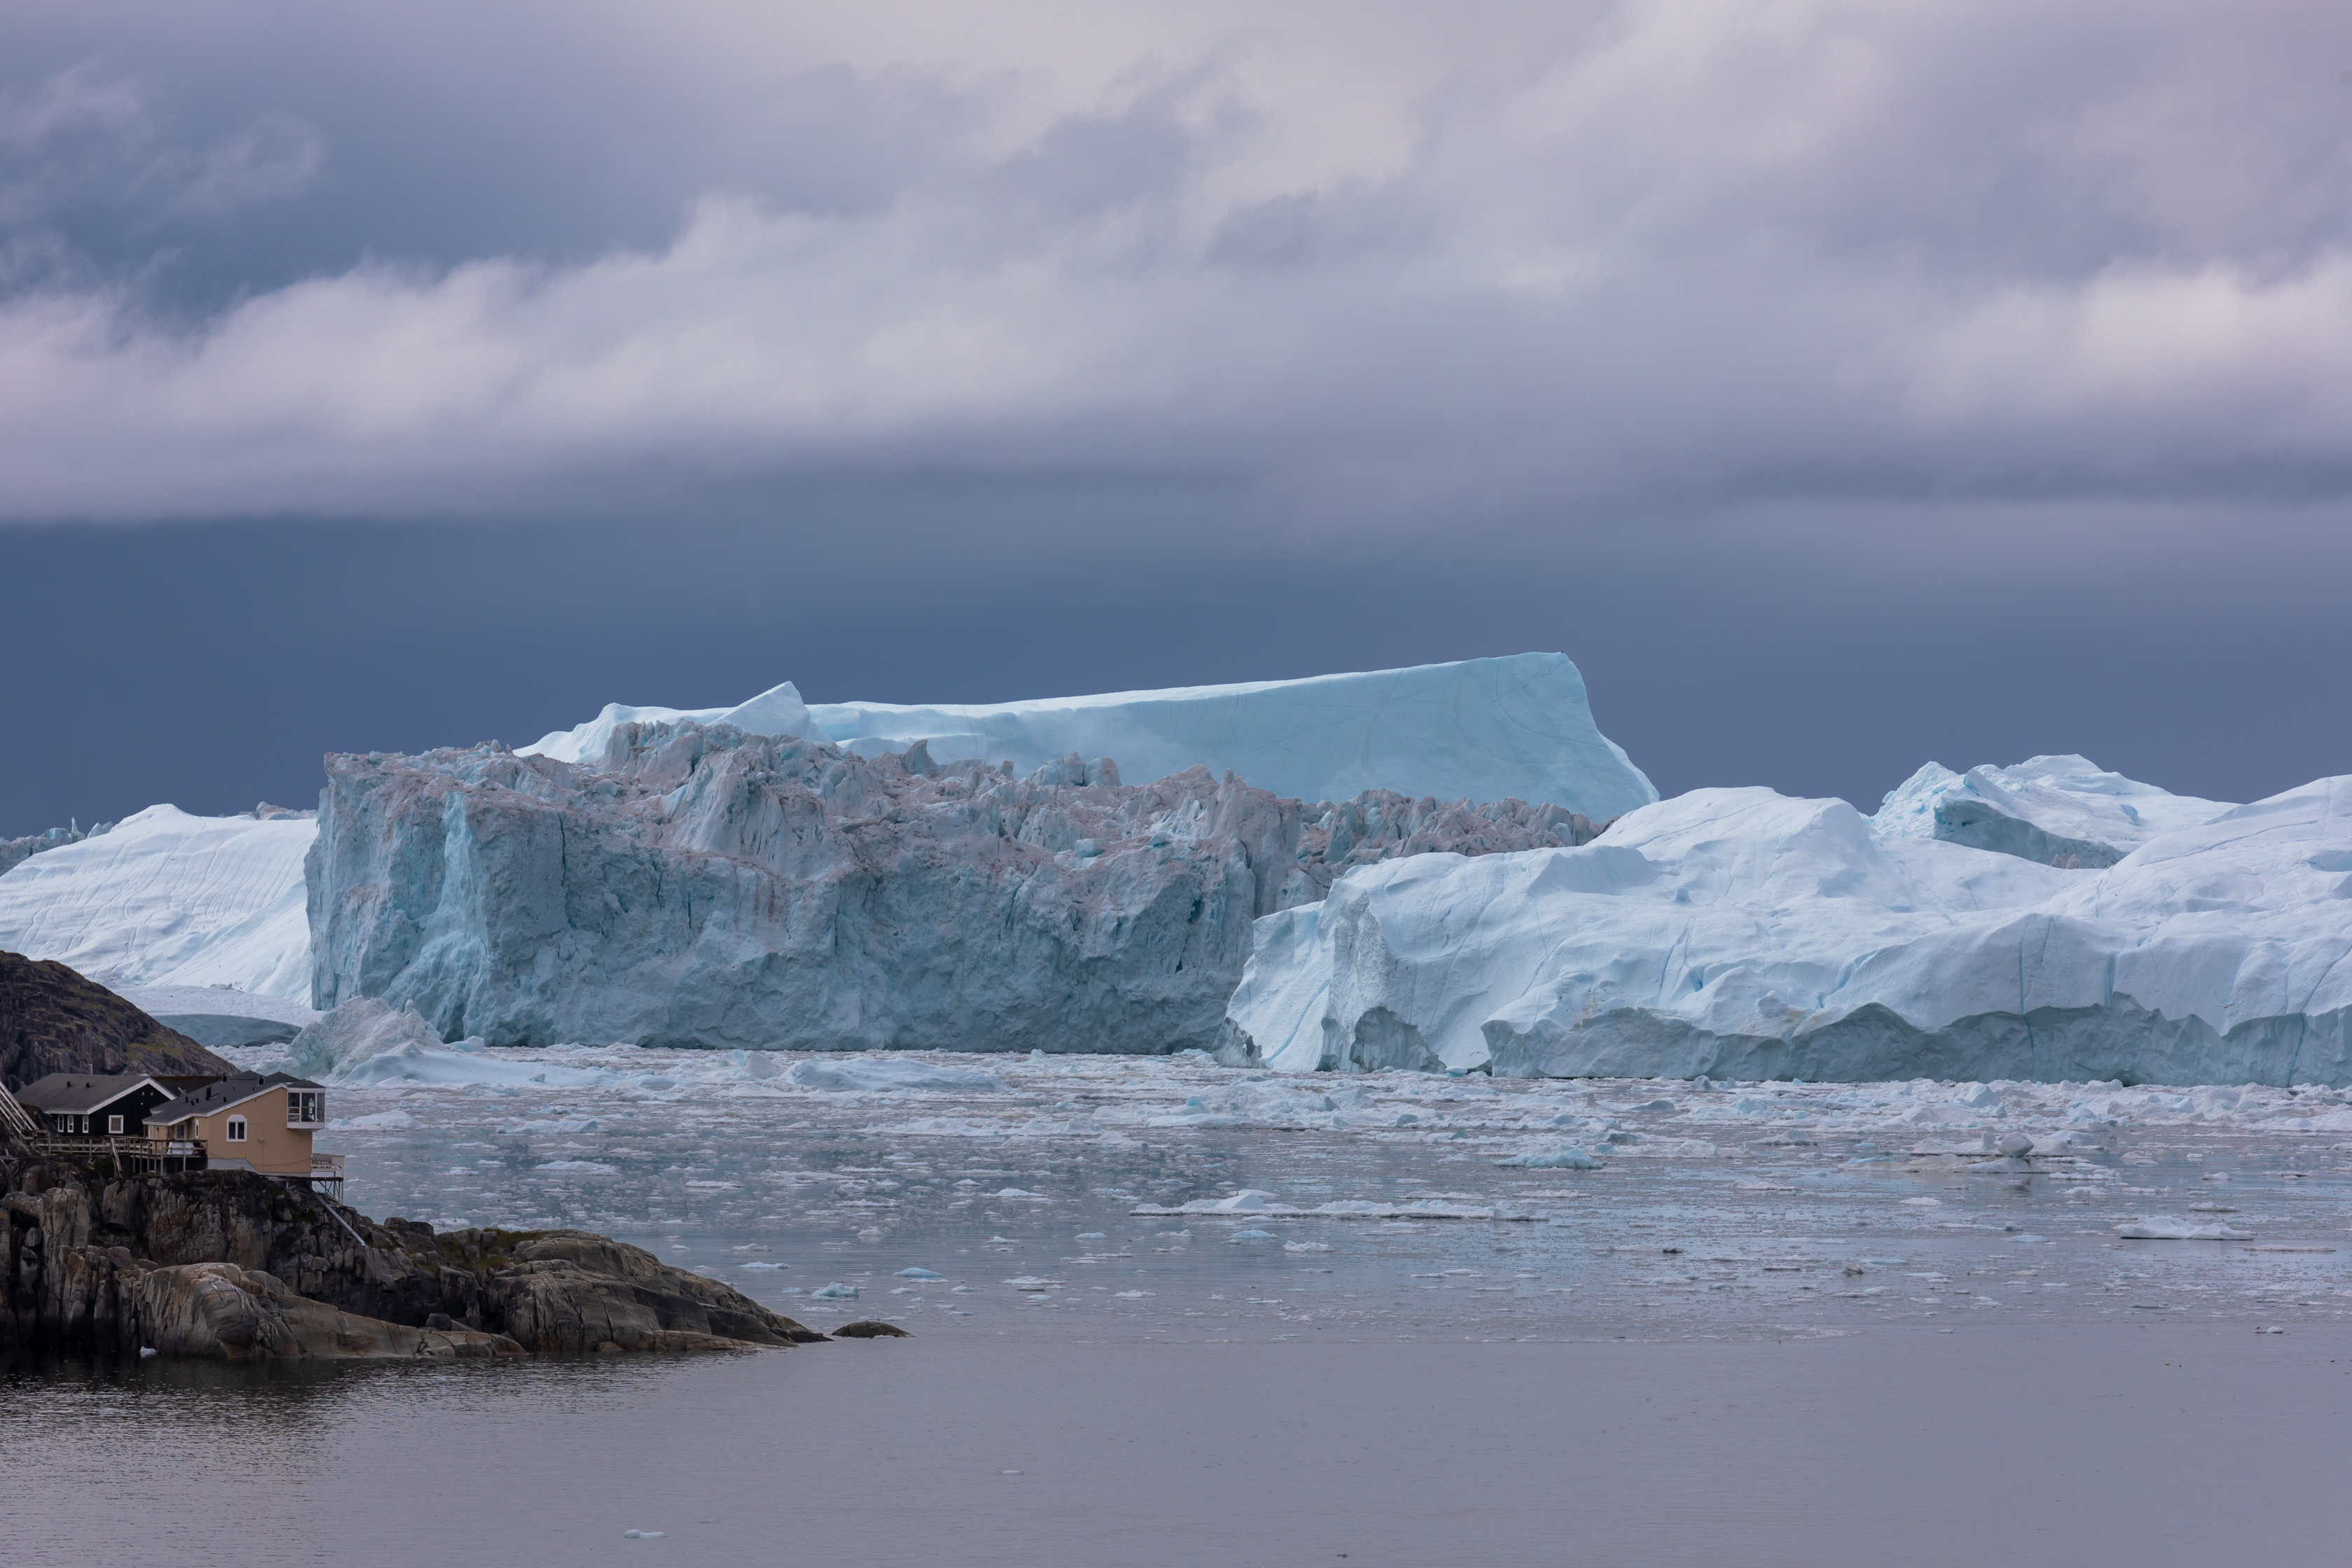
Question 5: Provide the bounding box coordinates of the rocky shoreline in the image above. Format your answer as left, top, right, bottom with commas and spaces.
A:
1, 1135, 876, 1361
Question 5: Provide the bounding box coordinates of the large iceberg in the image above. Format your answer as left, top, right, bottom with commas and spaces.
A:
310, 719, 1600, 1051
1224, 778, 2352, 1086
524, 654, 1658, 822
1874, 755, 2233, 868
0, 804, 315, 998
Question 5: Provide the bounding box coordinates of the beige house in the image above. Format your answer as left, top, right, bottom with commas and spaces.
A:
146, 1072, 340, 1190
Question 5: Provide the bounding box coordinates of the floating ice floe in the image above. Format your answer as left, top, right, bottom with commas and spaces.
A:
1131, 1198, 1522, 1221
1495, 1147, 1602, 1170
784, 1058, 1007, 1093
2117, 1217, 2254, 1240
809, 1282, 860, 1300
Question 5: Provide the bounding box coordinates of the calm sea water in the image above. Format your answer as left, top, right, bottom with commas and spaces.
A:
13, 1049, 2352, 1566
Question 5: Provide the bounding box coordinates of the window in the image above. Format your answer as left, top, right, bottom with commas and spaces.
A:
288, 1091, 323, 1126
107, 1115, 123, 1135
226, 1116, 248, 1142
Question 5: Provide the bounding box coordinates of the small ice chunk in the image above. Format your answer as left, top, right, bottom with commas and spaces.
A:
622, 1530, 666, 1539
786, 1059, 1006, 1093
1226, 1228, 1278, 1242
1900, 1196, 1942, 1206
1496, 1147, 1600, 1170
810, 1282, 860, 1299
2116, 1217, 2252, 1240
897, 1267, 946, 1279
1203, 1189, 1280, 1211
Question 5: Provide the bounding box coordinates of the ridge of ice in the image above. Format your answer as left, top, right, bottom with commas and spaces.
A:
522, 655, 1656, 820
1874, 755, 2234, 867
518, 680, 812, 766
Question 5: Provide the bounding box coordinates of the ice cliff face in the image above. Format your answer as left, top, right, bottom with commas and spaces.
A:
1874, 755, 2233, 868
310, 720, 1603, 1052
1225, 778, 2352, 1086
0, 806, 315, 999
524, 654, 1658, 821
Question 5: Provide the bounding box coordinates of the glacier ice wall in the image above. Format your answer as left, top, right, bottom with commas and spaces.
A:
524, 654, 1657, 821
310, 720, 1602, 1052
0, 804, 316, 997
1874, 755, 2234, 867
1225, 778, 2352, 1086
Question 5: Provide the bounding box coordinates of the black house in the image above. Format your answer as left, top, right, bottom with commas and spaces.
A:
13, 1073, 194, 1137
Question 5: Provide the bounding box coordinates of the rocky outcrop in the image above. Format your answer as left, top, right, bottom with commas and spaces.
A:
307, 721, 1602, 1054
1, 1142, 824, 1359
0, 952, 233, 1091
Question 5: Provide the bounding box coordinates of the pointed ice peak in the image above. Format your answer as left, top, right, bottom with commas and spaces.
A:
1872, 755, 2236, 867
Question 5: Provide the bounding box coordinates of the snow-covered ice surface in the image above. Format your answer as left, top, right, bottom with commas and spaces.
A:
1228, 777, 2352, 1086
0, 804, 314, 997
253, 1045, 2352, 1344
524, 654, 1658, 818
1872, 755, 2233, 867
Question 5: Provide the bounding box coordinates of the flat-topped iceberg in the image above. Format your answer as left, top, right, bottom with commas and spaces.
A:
310, 718, 1592, 1053
524, 654, 1657, 820
1224, 777, 2352, 1086
0, 804, 314, 997
1874, 755, 2234, 868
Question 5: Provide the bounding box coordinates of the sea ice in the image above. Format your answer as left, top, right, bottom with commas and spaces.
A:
785, 1060, 1006, 1093
2117, 1218, 2253, 1240
1495, 1147, 1602, 1170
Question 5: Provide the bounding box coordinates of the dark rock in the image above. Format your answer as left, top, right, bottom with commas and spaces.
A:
1, 1137, 820, 1359
0, 953, 232, 1092
830, 1319, 911, 1338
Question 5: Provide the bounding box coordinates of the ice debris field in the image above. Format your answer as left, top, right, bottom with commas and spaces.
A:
211, 1037, 2352, 1344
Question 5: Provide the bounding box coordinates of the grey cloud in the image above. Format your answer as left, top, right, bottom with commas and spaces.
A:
0, 2, 2350, 529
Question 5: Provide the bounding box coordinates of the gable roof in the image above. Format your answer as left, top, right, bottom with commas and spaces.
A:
13, 1073, 176, 1115
145, 1072, 323, 1126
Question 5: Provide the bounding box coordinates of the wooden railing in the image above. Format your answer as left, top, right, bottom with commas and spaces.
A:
20, 1134, 208, 1171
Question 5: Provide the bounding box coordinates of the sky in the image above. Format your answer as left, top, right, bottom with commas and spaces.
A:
4, 1, 2351, 834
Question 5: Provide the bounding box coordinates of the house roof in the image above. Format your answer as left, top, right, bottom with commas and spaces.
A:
14, 1073, 174, 1115
145, 1072, 323, 1126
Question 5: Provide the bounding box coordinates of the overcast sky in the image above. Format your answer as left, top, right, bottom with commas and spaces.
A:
5, 1, 2351, 834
